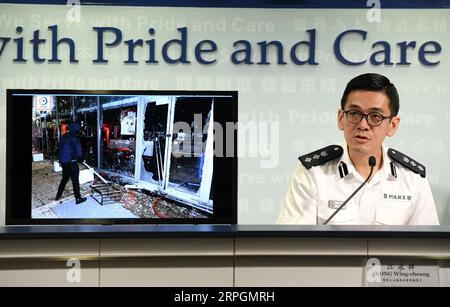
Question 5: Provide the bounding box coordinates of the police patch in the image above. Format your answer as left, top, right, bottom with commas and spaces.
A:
388, 148, 426, 178
298, 145, 343, 169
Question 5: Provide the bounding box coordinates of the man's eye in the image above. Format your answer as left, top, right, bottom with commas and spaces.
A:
370, 113, 383, 121
348, 110, 360, 116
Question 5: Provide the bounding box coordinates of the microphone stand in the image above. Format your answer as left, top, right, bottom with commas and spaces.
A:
323, 156, 376, 225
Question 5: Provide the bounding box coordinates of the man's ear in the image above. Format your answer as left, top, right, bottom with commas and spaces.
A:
337, 109, 344, 131
386, 116, 400, 137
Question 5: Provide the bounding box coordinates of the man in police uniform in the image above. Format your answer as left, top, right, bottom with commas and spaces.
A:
277, 73, 439, 225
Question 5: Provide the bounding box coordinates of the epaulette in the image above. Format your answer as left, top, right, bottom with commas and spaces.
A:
388, 148, 426, 178
298, 145, 343, 169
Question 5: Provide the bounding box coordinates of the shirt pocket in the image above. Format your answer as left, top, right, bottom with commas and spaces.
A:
319, 200, 356, 225
375, 201, 413, 225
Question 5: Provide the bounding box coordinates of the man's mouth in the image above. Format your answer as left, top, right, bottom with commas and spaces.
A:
354, 135, 369, 141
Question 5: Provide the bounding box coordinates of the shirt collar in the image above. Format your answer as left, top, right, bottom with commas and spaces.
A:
335, 142, 397, 182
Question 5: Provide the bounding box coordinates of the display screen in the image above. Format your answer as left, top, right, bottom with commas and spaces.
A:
6, 90, 237, 224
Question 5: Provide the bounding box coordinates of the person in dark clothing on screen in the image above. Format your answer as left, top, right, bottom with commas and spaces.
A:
55, 122, 87, 204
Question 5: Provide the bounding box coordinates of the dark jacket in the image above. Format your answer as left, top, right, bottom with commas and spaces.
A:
58, 126, 83, 163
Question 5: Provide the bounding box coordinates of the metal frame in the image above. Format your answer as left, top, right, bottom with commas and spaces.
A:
90, 183, 122, 206
163, 97, 214, 213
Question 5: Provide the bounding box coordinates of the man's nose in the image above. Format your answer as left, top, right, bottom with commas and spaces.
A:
356, 116, 370, 130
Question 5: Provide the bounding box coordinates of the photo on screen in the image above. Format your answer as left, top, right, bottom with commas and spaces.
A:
6, 90, 238, 224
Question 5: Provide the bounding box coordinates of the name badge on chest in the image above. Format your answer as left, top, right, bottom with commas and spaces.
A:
328, 200, 345, 210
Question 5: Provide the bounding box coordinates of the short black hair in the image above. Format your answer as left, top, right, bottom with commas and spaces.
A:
340, 73, 399, 116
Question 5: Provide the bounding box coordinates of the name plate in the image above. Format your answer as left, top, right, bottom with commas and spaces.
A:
365, 258, 439, 287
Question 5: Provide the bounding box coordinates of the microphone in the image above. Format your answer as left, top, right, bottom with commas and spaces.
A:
323, 156, 376, 225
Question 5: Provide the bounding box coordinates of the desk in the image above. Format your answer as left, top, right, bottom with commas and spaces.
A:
0, 225, 449, 286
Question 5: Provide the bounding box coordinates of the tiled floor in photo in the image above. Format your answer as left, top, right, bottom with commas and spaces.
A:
31, 160, 209, 219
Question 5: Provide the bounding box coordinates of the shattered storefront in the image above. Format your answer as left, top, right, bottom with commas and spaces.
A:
32, 94, 218, 219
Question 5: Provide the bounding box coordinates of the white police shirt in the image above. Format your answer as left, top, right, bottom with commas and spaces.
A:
277, 144, 439, 225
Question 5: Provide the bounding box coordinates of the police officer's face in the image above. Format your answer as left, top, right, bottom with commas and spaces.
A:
338, 90, 400, 156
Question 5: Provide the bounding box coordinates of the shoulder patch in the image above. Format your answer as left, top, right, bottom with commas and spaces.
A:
388, 148, 426, 178
298, 145, 343, 169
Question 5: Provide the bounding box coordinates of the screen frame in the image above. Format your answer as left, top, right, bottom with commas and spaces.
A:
6, 89, 238, 225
